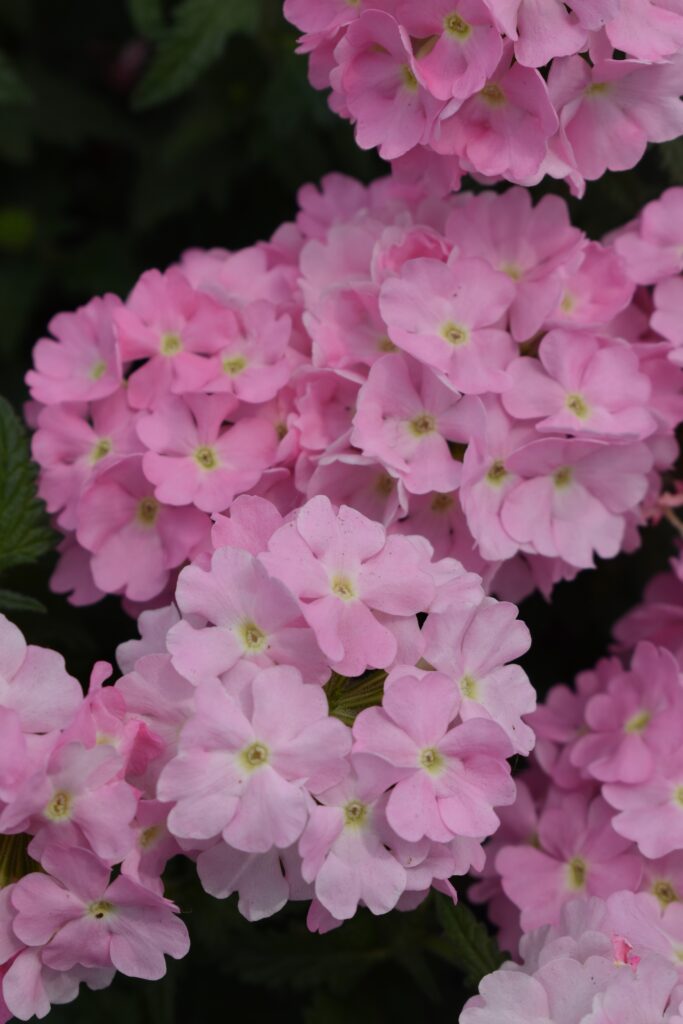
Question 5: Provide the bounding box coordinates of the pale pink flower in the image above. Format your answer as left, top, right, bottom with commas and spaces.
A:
379, 255, 516, 393
158, 671, 351, 851
26, 294, 122, 405
261, 496, 435, 676
138, 395, 277, 513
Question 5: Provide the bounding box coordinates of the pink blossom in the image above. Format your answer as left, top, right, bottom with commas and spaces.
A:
433, 44, 558, 185
0, 614, 82, 735
503, 330, 656, 441
379, 255, 516, 393
497, 791, 643, 930
332, 11, 445, 160
422, 595, 535, 754
76, 457, 208, 602
353, 672, 515, 842
158, 670, 351, 851
166, 546, 328, 685
261, 496, 435, 676
653, 277, 683, 365
196, 843, 308, 921
606, 0, 683, 61
26, 295, 122, 405
499, 437, 653, 569
298, 760, 407, 920
189, 301, 294, 403
400, 0, 502, 102
10, 845, 189, 980
548, 56, 683, 189
114, 267, 234, 409
1, 740, 138, 863
570, 643, 683, 785
614, 189, 683, 285
603, 746, 683, 859
138, 395, 277, 513
351, 353, 464, 495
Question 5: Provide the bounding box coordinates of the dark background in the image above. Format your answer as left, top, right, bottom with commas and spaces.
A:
0, 1, 680, 1019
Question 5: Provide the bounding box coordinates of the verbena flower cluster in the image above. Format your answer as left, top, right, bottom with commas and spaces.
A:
26, 179, 683, 610
0, 488, 535, 1019
470, 627, 683, 961
283, 0, 683, 194
462, 895, 683, 1023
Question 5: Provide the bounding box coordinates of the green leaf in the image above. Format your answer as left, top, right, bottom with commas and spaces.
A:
435, 895, 506, 990
325, 670, 387, 726
133, 0, 261, 109
127, 0, 166, 38
0, 50, 31, 106
0, 397, 54, 575
0, 589, 46, 613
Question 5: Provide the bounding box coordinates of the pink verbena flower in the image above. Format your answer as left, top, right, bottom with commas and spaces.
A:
503, 329, 656, 441
353, 671, 515, 842
261, 495, 435, 676
379, 255, 516, 393
603, 745, 683, 859
496, 791, 643, 930
138, 395, 277, 513
351, 353, 464, 495
298, 758, 407, 920
614, 188, 683, 285
422, 594, 535, 754
158, 670, 350, 852
332, 11, 445, 160
10, 845, 189, 981
0, 613, 82, 734
400, 0, 503, 102
26, 295, 122, 405
114, 267, 234, 409
166, 546, 328, 686
76, 457, 208, 602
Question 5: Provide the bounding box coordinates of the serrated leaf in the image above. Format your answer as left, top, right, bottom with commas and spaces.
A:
0, 50, 31, 106
435, 895, 506, 990
127, 0, 166, 37
0, 589, 46, 613
133, 0, 260, 109
0, 397, 54, 574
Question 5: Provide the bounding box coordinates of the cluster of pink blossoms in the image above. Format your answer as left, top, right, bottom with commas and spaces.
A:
462, 895, 683, 1024
283, 0, 683, 194
0, 493, 535, 1017
470, 630, 683, 962
26, 178, 683, 609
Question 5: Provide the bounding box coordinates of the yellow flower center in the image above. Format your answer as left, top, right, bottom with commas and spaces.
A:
480, 82, 506, 106
460, 674, 478, 699
377, 336, 397, 352
409, 412, 437, 436
344, 800, 368, 827
419, 746, 445, 773
160, 332, 182, 356
90, 438, 112, 463
441, 321, 469, 346
137, 496, 159, 525
624, 710, 651, 734
238, 620, 268, 653
44, 790, 72, 822
375, 473, 395, 496
444, 12, 471, 37
89, 899, 114, 920
240, 741, 270, 771
139, 825, 161, 849
674, 785, 683, 807
585, 82, 611, 97
566, 393, 590, 419
653, 879, 678, 907
331, 575, 356, 601
553, 466, 573, 489
567, 856, 587, 890
194, 446, 219, 470
501, 261, 522, 280
90, 360, 107, 380
222, 355, 247, 376
486, 460, 507, 486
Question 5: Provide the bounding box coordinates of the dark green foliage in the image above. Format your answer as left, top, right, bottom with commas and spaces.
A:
1, 1, 681, 1019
